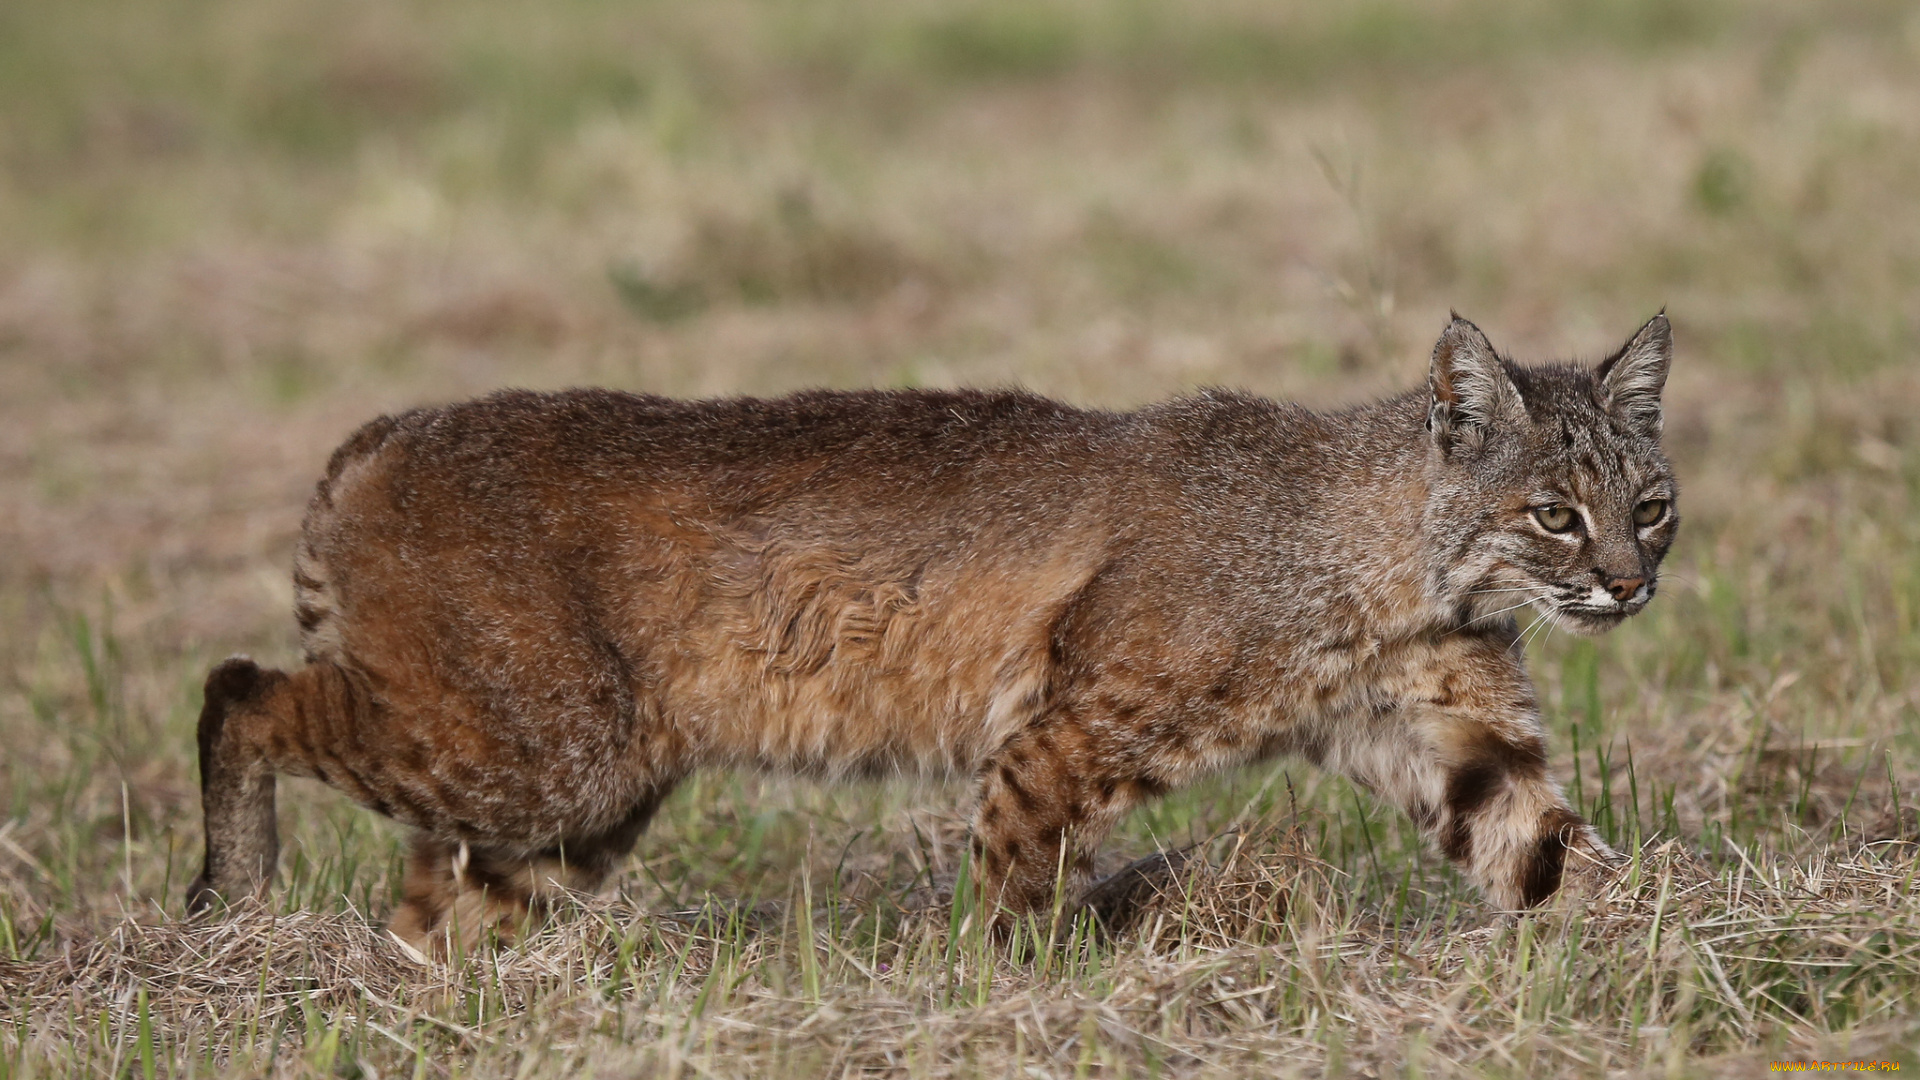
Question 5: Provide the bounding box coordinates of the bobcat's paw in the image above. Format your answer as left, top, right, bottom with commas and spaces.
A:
1074, 848, 1196, 936
184, 875, 221, 917
1553, 840, 1630, 905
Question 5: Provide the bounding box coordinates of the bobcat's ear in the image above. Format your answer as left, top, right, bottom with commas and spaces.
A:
1596, 312, 1671, 434
1428, 315, 1522, 453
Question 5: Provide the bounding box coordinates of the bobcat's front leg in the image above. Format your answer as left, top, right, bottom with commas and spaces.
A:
967, 713, 1161, 930
1325, 633, 1619, 909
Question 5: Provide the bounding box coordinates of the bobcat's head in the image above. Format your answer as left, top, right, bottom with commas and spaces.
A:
1424, 313, 1678, 635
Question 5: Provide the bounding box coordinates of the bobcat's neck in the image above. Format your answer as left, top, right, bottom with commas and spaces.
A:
1261, 389, 1481, 640
1350, 389, 1534, 636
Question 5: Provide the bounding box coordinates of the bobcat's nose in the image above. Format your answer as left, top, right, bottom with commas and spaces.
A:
1600, 574, 1645, 603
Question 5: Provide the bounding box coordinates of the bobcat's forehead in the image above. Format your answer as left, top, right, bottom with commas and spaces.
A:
1507, 370, 1671, 503
1533, 413, 1667, 505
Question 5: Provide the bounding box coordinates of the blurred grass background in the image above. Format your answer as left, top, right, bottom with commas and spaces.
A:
3, 0, 1920, 1075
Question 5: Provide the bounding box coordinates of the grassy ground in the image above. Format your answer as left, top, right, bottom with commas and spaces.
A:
4, 0, 1920, 1074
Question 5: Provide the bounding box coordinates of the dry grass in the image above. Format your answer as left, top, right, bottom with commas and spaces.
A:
6, 828, 1918, 1076
4, 0, 1920, 1075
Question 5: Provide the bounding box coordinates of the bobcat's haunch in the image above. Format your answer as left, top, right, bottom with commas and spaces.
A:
188, 314, 1676, 954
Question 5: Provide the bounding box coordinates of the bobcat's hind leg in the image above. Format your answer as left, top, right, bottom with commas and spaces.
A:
186, 656, 376, 914
387, 837, 544, 958
186, 657, 287, 914
389, 787, 675, 958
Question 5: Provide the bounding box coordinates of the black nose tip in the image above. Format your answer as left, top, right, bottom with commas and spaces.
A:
1605, 576, 1645, 602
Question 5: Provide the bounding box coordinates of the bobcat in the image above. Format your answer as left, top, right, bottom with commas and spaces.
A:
187, 314, 1676, 954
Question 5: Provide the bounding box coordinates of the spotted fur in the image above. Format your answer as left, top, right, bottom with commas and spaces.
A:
187, 314, 1676, 952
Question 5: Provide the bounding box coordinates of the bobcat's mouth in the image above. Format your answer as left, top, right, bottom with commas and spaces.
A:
1545, 583, 1656, 635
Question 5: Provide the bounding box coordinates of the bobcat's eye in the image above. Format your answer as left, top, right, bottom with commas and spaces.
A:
1532, 504, 1578, 533
1634, 498, 1669, 527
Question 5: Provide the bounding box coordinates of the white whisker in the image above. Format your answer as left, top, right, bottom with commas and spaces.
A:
1468, 595, 1552, 625
1510, 610, 1555, 655
1446, 588, 1555, 637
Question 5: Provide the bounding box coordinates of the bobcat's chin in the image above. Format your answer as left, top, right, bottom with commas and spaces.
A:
1545, 593, 1655, 635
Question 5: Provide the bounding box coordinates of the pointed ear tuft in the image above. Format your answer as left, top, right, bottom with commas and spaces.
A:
1597, 313, 1671, 433
1428, 316, 1522, 452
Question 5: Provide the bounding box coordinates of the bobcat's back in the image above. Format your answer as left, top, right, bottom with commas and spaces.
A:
290, 388, 1203, 781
